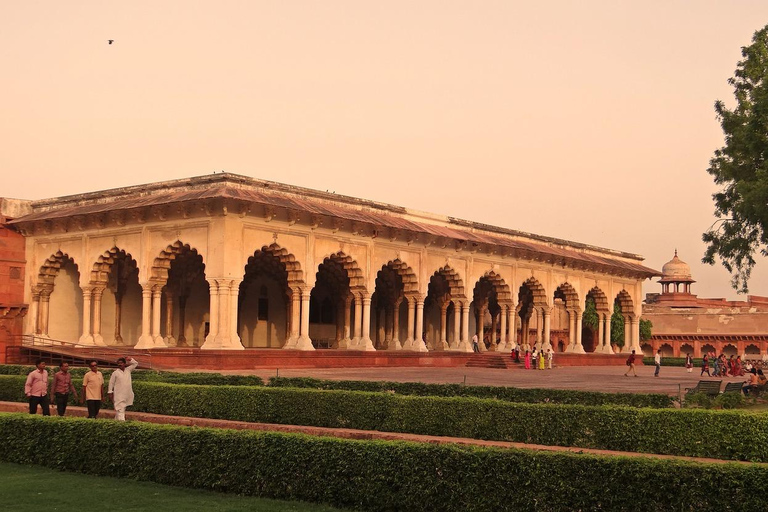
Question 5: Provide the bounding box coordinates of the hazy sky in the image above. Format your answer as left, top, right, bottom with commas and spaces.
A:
3, 1, 768, 300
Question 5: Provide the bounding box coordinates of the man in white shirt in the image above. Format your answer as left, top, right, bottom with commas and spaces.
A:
108, 356, 138, 421
654, 349, 662, 377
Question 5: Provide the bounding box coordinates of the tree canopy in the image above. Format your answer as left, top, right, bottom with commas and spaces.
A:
703, 25, 768, 293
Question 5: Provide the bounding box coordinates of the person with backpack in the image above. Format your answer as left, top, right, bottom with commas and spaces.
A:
624, 350, 637, 377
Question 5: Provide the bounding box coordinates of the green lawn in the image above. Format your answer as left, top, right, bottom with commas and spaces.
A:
0, 462, 344, 512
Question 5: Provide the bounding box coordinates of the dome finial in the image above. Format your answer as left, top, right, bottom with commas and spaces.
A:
674, 248, 677, 257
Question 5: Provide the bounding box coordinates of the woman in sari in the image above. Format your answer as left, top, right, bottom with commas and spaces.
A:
524, 350, 531, 370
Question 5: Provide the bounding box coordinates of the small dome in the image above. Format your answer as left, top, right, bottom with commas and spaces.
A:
660, 250, 693, 281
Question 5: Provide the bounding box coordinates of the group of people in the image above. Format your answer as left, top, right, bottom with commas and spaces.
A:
696, 352, 762, 378
515, 347, 553, 370
23, 357, 139, 421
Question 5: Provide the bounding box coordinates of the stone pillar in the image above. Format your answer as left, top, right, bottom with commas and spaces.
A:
622, 315, 632, 353
437, 302, 449, 350
490, 309, 498, 351
135, 285, 155, 348
339, 294, 353, 349
201, 280, 219, 349
630, 316, 641, 353
411, 296, 428, 352
91, 286, 106, 346
351, 293, 363, 348
230, 280, 241, 348
542, 306, 552, 351
334, 300, 344, 348
356, 293, 375, 351
603, 313, 614, 354
164, 292, 176, 346
284, 287, 301, 348
404, 295, 415, 348
460, 301, 471, 352
293, 286, 314, 350
597, 311, 605, 353
509, 303, 518, 350
38, 290, 51, 337
389, 296, 402, 350
78, 286, 94, 345
535, 308, 543, 351
151, 286, 165, 346
28, 290, 40, 336
477, 303, 487, 352
450, 301, 461, 350
572, 310, 584, 353
114, 289, 124, 345
565, 310, 576, 352
498, 304, 507, 352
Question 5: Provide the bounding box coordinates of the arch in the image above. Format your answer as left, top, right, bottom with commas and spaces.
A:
641, 343, 653, 357
91, 247, 140, 284
151, 241, 206, 283
680, 343, 694, 356
383, 258, 418, 294
37, 252, 82, 342
614, 289, 634, 317
38, 251, 79, 286
519, 277, 547, 307
702, 343, 716, 355
585, 287, 610, 313
89, 247, 141, 346
554, 282, 580, 311
431, 264, 466, 300
745, 344, 761, 356
722, 344, 737, 356
659, 343, 674, 357
317, 251, 365, 291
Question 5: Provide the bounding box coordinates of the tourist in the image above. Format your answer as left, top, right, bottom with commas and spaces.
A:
719, 354, 729, 376
547, 348, 553, 369
624, 350, 638, 377
743, 368, 759, 396
701, 354, 711, 377
524, 350, 531, 369
538, 349, 545, 370
758, 369, 767, 386
734, 356, 744, 377
532, 350, 538, 369
712, 355, 721, 377
24, 359, 50, 416
472, 334, 479, 353
654, 349, 662, 377
685, 353, 693, 373
51, 362, 79, 416
728, 355, 736, 376
81, 361, 104, 419
108, 357, 139, 421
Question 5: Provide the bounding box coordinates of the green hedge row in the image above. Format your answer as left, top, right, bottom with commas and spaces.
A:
0, 364, 263, 387
2, 375, 761, 462
1, 414, 766, 512
643, 357, 702, 367
268, 376, 675, 408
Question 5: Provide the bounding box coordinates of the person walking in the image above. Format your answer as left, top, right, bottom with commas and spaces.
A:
24, 359, 50, 416
685, 353, 693, 373
538, 349, 546, 370
51, 362, 79, 416
108, 357, 139, 421
547, 348, 554, 369
654, 349, 662, 377
471, 334, 479, 353
81, 361, 104, 419
624, 350, 638, 377
700, 354, 711, 377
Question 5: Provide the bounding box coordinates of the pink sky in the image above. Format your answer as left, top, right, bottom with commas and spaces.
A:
3, 1, 768, 300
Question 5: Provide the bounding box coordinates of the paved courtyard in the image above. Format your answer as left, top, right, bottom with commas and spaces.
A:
234, 364, 737, 397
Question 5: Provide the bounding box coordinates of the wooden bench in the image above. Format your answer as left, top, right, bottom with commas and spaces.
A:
685, 380, 722, 397
722, 382, 744, 394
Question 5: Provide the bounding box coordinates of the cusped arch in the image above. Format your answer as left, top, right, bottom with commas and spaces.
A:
586, 286, 611, 313
614, 289, 634, 317
245, 243, 305, 288
151, 241, 205, 283
474, 271, 512, 303
319, 251, 365, 292
745, 344, 761, 355
90, 247, 139, 285
554, 282, 580, 311
38, 251, 79, 286
431, 264, 466, 300
383, 258, 418, 294
519, 277, 548, 307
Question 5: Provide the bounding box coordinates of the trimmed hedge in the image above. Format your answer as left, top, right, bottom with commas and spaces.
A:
1, 414, 767, 512
643, 357, 702, 367
0, 364, 263, 387
268, 376, 675, 408
2, 375, 762, 462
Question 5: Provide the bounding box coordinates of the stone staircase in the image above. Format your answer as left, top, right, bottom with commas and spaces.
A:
464, 353, 512, 369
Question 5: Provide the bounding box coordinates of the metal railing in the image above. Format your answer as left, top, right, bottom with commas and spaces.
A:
7, 335, 153, 369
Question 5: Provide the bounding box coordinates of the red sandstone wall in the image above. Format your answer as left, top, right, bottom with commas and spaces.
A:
0, 220, 27, 363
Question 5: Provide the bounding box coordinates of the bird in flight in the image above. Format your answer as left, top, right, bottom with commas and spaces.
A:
108, 40, 114, 45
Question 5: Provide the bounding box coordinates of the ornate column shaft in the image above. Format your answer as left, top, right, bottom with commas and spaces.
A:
542, 306, 552, 351
229, 280, 242, 348
135, 286, 154, 348
410, 296, 427, 352
389, 297, 402, 350
79, 287, 94, 345
378, 307, 387, 349
498, 305, 507, 352
477, 304, 487, 352
490, 309, 498, 351
573, 310, 584, 353
535, 307, 544, 350
351, 294, 363, 347
622, 315, 632, 353
284, 288, 301, 348
460, 301, 471, 351
38, 291, 51, 337
334, 300, 344, 347
28, 290, 40, 336
164, 292, 176, 346
630, 316, 641, 353
597, 311, 605, 353
91, 287, 106, 346
404, 295, 415, 347
565, 309, 576, 352
339, 294, 353, 349
295, 286, 314, 350
357, 293, 374, 351
201, 280, 219, 348
438, 302, 449, 350
509, 303, 518, 349
151, 287, 165, 346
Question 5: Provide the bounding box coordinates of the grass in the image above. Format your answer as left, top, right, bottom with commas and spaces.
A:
0, 462, 344, 512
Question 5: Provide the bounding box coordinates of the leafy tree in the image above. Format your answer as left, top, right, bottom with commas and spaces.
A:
703, 25, 768, 293
639, 318, 653, 341
582, 296, 599, 330
610, 302, 625, 347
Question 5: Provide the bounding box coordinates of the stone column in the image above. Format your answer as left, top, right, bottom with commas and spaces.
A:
114, 289, 124, 345
294, 286, 314, 350
284, 287, 301, 348
389, 296, 402, 350
339, 294, 353, 349
535, 308, 544, 351
460, 301, 471, 352
597, 311, 606, 353
229, 280, 241, 348
476, 303, 486, 352
490, 309, 498, 351
91, 286, 106, 346
151, 286, 165, 346
28, 290, 40, 336
498, 304, 508, 352
437, 301, 448, 350
630, 316, 641, 353
351, 293, 363, 348
78, 286, 94, 345
411, 296, 428, 352
135, 285, 155, 348
603, 313, 613, 354
201, 280, 219, 349
357, 293, 375, 351
542, 306, 552, 351
38, 290, 51, 337
404, 295, 415, 348
509, 303, 518, 350
164, 292, 176, 346
572, 310, 584, 353
565, 310, 576, 352
622, 315, 632, 353
334, 300, 344, 348
450, 301, 461, 350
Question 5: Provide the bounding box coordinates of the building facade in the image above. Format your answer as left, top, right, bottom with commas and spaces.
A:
643, 251, 768, 358
4, 174, 658, 355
